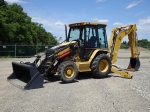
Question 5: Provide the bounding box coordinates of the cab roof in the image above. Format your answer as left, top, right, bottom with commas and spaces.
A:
68, 22, 107, 27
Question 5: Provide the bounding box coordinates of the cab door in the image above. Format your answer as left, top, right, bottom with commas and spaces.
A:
84, 25, 108, 58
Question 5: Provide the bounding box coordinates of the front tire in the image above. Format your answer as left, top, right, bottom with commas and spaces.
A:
91, 54, 111, 78
57, 61, 78, 83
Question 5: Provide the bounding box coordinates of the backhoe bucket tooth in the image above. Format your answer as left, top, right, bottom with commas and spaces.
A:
7, 62, 43, 90
127, 58, 140, 71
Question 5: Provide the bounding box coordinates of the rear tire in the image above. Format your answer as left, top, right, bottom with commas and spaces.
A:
57, 60, 78, 83
91, 54, 111, 78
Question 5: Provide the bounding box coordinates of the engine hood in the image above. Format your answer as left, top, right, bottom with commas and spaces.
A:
45, 41, 77, 57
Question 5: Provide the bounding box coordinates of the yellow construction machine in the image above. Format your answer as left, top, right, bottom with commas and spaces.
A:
7, 22, 140, 90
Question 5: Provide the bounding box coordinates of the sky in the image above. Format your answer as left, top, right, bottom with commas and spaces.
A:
4, 0, 150, 41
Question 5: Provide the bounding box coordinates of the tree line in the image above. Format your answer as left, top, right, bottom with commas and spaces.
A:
0, 0, 58, 45
121, 39, 150, 49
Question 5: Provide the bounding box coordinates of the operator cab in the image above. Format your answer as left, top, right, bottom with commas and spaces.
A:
67, 22, 108, 58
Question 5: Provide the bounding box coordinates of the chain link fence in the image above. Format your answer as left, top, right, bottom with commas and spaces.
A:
138, 44, 150, 50
120, 44, 150, 50
0, 44, 54, 58
0, 44, 149, 58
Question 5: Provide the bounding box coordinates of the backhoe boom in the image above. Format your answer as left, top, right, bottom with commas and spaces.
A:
108, 24, 140, 64
108, 24, 140, 78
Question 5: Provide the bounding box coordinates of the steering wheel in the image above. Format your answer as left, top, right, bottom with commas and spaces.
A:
72, 39, 82, 47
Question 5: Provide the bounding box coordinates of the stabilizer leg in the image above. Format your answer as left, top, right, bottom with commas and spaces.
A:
111, 68, 133, 79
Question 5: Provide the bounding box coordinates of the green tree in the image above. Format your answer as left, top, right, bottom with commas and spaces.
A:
121, 41, 129, 49
138, 39, 150, 49
0, 0, 4, 6
138, 39, 149, 47
0, 1, 58, 45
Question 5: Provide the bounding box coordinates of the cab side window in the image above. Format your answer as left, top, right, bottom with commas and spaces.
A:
86, 27, 98, 48
98, 27, 108, 49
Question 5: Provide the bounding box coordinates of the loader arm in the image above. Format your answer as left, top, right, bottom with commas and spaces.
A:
108, 24, 140, 78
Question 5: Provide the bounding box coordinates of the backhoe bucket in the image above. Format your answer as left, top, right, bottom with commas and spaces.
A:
127, 58, 140, 71
7, 62, 43, 90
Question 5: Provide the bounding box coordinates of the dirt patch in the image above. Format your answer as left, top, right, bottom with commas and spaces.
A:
0, 58, 150, 112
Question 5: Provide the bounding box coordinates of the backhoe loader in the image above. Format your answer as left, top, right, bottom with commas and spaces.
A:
7, 22, 140, 90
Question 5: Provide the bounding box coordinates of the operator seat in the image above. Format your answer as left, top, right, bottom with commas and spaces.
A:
88, 36, 97, 47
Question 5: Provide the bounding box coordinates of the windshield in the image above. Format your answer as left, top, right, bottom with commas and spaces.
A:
68, 27, 84, 42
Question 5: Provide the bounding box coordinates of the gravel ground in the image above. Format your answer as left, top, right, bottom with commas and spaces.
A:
0, 50, 150, 112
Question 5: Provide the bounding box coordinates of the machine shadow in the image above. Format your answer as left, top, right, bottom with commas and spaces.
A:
44, 75, 60, 84
44, 72, 113, 84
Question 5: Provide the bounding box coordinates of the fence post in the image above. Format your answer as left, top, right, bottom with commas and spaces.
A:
15, 43, 16, 58
36, 44, 38, 53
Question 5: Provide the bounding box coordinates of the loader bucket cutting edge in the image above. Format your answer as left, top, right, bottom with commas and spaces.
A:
127, 58, 140, 71
7, 62, 44, 90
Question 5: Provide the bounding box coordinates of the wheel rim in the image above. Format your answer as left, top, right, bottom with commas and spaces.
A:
64, 66, 75, 78
99, 59, 109, 72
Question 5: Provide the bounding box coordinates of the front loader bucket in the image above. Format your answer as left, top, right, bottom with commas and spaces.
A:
7, 62, 43, 90
127, 58, 140, 71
